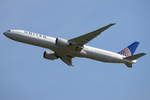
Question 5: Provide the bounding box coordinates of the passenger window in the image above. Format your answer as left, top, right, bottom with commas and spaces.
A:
43, 35, 46, 38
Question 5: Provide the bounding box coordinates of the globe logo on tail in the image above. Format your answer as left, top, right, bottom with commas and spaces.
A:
119, 48, 132, 56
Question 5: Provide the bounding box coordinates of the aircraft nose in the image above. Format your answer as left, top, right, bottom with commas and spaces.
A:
3, 30, 12, 37
3, 31, 11, 37
3, 32, 7, 36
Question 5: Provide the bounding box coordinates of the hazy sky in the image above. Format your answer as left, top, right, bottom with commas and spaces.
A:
0, 0, 150, 100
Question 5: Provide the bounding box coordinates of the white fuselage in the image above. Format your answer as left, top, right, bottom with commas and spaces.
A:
3, 30, 134, 64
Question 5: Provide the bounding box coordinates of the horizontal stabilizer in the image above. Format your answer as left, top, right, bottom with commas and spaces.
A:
125, 63, 132, 68
124, 53, 146, 68
124, 53, 146, 60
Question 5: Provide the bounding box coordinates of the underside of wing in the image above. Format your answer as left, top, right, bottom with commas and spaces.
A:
60, 56, 73, 66
69, 23, 115, 46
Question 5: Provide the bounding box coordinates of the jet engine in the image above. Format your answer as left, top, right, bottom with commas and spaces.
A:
55, 38, 69, 47
55, 37, 83, 51
43, 50, 58, 60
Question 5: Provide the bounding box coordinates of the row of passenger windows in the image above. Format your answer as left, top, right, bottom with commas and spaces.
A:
24, 31, 46, 38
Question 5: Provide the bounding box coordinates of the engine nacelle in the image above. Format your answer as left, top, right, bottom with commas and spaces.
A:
55, 37, 83, 51
43, 50, 58, 60
55, 38, 69, 47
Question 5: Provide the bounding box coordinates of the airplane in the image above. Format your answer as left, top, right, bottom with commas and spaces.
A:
3, 24, 146, 68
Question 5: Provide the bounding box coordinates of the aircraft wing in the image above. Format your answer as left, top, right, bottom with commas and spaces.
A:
60, 56, 73, 66
69, 23, 115, 46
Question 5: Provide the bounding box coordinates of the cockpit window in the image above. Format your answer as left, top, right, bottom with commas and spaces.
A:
7, 30, 11, 32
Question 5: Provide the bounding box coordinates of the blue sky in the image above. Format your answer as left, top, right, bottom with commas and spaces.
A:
0, 0, 150, 100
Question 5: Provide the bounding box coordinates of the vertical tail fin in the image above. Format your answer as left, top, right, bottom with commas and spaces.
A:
118, 42, 139, 56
